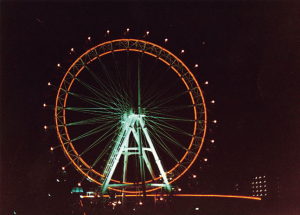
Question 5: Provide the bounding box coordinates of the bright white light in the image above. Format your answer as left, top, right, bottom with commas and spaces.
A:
107, 30, 110, 34
146, 31, 149, 35
139, 201, 143, 205
57, 63, 61, 67
118, 200, 121, 204
62, 167, 65, 171
56, 179, 60, 182
204, 158, 208, 162
193, 174, 197, 178
80, 195, 83, 198
50, 147, 54, 151
204, 81, 209, 85
48, 82, 51, 86
43, 103, 47, 107
127, 28, 130, 32
181, 49, 185, 53
71, 48, 74, 52
213, 120, 217, 123
165, 38, 168, 42
48, 193, 51, 197
88, 36, 91, 40
195, 64, 198, 67
78, 182, 81, 186
160, 197, 163, 201
44, 125, 47, 130
195, 208, 199, 211
211, 140, 215, 143
178, 188, 182, 191
211, 100, 215, 104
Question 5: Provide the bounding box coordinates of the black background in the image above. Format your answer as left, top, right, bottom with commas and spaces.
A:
1, 1, 300, 214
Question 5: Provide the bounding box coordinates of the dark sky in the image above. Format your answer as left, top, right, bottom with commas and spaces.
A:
1, 1, 300, 214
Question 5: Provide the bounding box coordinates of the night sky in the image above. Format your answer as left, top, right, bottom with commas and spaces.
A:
1, 1, 300, 214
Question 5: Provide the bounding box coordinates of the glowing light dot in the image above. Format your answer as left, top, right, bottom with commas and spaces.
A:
57, 63, 61, 67
146, 31, 149, 35
211, 140, 215, 143
178, 188, 182, 191
204, 81, 209, 85
213, 120, 217, 123
97, 195, 100, 198
48, 82, 51, 86
127, 28, 129, 32
88, 37, 91, 40
193, 174, 197, 178
211, 100, 215, 103
181, 49, 185, 53
139, 201, 143, 205
107, 30, 110, 34
204, 158, 208, 162
44, 125, 47, 130
50, 147, 54, 151
160, 197, 163, 201
165, 38, 168, 42
43, 103, 47, 107
118, 200, 121, 204
71, 48, 74, 52
62, 167, 65, 171
78, 182, 81, 186
195, 64, 198, 67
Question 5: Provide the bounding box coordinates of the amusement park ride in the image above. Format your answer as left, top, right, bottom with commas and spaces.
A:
45, 30, 260, 213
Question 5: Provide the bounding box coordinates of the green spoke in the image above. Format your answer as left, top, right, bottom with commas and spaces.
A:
66, 115, 118, 126
74, 76, 129, 111
70, 120, 117, 142
145, 90, 189, 110
68, 91, 123, 112
147, 118, 193, 137
65, 107, 120, 116
147, 125, 179, 163
146, 112, 196, 122
148, 104, 194, 114
142, 65, 171, 105
79, 123, 119, 156
147, 120, 188, 151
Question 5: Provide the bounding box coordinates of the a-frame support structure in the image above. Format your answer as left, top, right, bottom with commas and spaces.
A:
100, 109, 171, 195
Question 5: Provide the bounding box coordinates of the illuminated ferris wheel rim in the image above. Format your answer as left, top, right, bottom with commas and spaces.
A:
55, 38, 207, 193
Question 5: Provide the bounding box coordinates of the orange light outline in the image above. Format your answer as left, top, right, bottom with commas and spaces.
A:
55, 39, 207, 193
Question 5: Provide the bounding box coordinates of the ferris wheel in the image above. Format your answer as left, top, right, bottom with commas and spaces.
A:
54, 38, 207, 195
